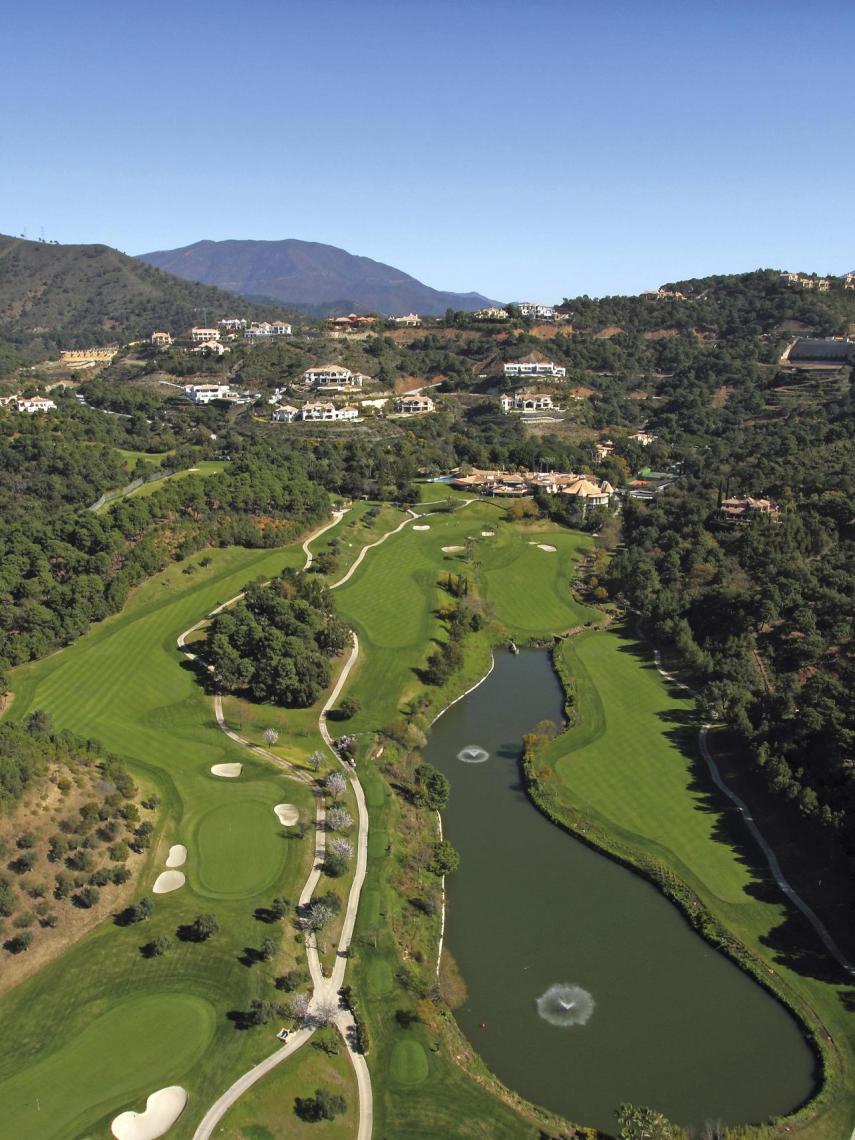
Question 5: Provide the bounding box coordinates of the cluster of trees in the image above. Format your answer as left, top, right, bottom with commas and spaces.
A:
423, 592, 486, 687
206, 572, 350, 707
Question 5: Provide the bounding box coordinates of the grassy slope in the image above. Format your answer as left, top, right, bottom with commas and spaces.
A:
542, 628, 855, 1138
218, 1041, 358, 1139
1, 543, 320, 1140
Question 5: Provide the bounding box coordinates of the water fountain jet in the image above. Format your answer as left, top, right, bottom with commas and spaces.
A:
536, 984, 594, 1028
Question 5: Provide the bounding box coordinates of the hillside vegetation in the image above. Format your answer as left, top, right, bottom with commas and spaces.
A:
0, 234, 293, 369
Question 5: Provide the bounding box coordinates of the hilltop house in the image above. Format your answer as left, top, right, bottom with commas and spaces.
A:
302, 365, 369, 390
244, 321, 292, 338
843, 273, 855, 290
272, 405, 300, 422
779, 273, 831, 292
474, 307, 509, 320
192, 340, 229, 356
184, 383, 233, 404
500, 392, 554, 413
327, 314, 377, 331
396, 394, 434, 415
150, 331, 173, 347
640, 288, 687, 300
191, 327, 221, 343
503, 356, 566, 379
392, 313, 422, 327
301, 402, 359, 422
516, 302, 556, 320
218, 318, 247, 330
631, 430, 658, 446
14, 396, 57, 414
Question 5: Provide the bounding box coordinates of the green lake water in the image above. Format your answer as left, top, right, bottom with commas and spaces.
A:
425, 649, 815, 1133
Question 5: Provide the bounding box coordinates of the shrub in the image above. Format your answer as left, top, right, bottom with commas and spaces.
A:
4, 931, 33, 954
294, 1088, 346, 1123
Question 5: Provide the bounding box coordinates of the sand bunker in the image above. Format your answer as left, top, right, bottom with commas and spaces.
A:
166, 845, 187, 868
274, 803, 299, 826
152, 870, 185, 895
442, 545, 464, 553
111, 1086, 188, 1140
210, 763, 242, 778
412, 524, 430, 531
538, 544, 557, 552
481, 530, 495, 537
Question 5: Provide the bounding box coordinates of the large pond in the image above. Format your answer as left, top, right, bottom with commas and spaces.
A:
426, 649, 815, 1134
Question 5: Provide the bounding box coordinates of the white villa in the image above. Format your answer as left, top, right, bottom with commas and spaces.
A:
218, 318, 248, 330
396, 394, 435, 415
191, 327, 221, 343
150, 330, 173, 347
244, 321, 292, 338
192, 340, 229, 356
302, 365, 369, 390
503, 356, 566, 378
500, 392, 554, 413
13, 396, 57, 414
631, 430, 658, 446
843, 273, 855, 290
474, 307, 509, 320
392, 313, 422, 327
272, 405, 300, 422
301, 402, 359, 422
516, 302, 556, 320
184, 383, 233, 404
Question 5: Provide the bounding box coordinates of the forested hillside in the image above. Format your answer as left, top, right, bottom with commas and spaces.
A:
0, 235, 293, 372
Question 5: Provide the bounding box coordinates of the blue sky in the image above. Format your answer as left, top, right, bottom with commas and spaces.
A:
2, 0, 853, 301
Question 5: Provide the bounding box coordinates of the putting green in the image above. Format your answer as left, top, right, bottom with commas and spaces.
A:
0, 993, 214, 1140
193, 799, 288, 898
481, 529, 592, 635
389, 1039, 430, 1086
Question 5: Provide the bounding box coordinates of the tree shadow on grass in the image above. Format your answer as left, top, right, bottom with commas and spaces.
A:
226, 1009, 257, 1031
176, 923, 208, 943
253, 906, 280, 924
113, 906, 140, 927
656, 712, 854, 986
238, 946, 265, 967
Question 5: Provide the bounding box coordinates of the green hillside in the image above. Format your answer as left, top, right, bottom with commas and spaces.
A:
0, 234, 295, 370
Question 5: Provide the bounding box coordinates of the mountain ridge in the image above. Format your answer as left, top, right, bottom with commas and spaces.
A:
137, 237, 499, 316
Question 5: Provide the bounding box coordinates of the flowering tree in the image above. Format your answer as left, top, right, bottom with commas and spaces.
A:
326, 807, 354, 834
263, 727, 279, 745
325, 771, 346, 802
329, 837, 353, 861
290, 992, 311, 1024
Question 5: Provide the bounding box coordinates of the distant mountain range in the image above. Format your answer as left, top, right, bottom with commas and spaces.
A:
137, 239, 499, 317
